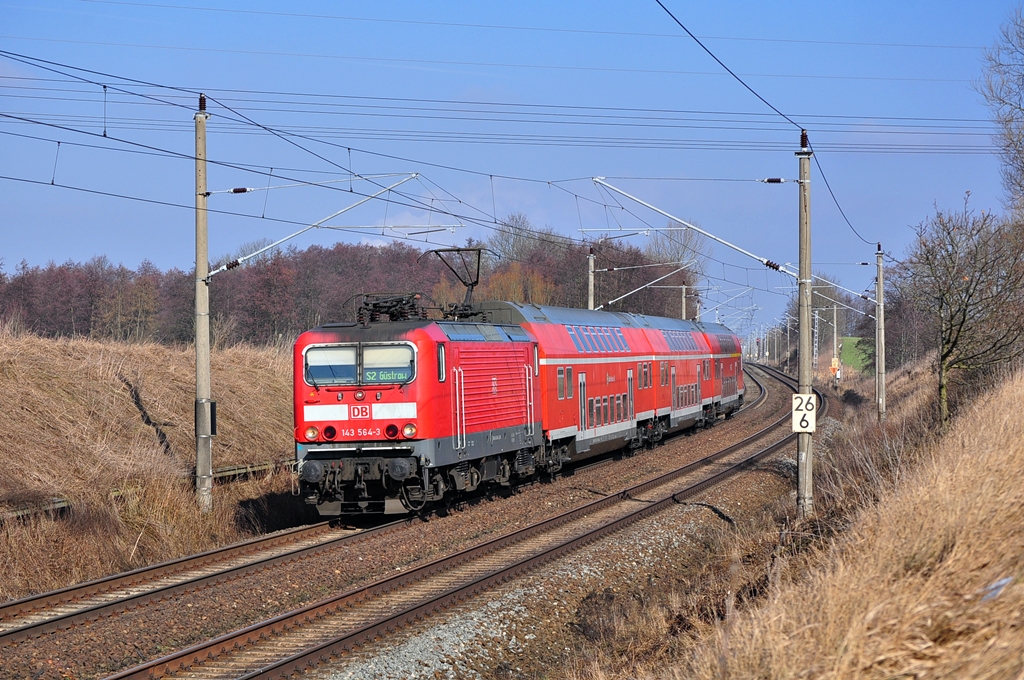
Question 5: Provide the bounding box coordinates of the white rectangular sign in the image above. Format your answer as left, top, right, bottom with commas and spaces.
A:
304, 404, 349, 422
792, 394, 817, 433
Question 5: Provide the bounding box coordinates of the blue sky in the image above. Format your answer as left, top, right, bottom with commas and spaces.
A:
0, 1, 1011, 332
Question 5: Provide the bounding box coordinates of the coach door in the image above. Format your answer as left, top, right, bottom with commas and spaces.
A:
671, 365, 677, 412
627, 369, 635, 422
578, 372, 587, 434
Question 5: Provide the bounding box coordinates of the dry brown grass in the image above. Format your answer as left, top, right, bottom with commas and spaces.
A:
678, 370, 1024, 679
557, 361, 1024, 680
0, 324, 310, 601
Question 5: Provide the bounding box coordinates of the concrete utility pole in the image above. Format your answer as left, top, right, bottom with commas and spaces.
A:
588, 248, 595, 310
796, 131, 814, 519
195, 94, 214, 513
876, 242, 886, 422
681, 284, 686, 320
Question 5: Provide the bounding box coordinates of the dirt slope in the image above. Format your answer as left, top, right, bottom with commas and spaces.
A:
0, 328, 301, 599
681, 372, 1024, 679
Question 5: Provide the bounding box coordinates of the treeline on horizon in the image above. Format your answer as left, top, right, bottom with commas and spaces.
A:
0, 210, 943, 376
0, 217, 715, 349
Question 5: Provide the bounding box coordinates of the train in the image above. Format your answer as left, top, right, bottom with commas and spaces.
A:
293, 295, 744, 515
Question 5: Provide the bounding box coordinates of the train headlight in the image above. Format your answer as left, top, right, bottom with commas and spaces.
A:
385, 424, 399, 439
354, 390, 365, 401
304, 426, 319, 441
323, 425, 337, 440
402, 423, 417, 438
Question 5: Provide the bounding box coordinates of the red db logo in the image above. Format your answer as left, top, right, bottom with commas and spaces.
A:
351, 405, 371, 419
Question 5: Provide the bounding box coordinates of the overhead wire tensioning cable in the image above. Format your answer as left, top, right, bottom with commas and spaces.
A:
653, 1, 876, 246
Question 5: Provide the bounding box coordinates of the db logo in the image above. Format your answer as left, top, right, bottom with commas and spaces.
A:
350, 405, 371, 419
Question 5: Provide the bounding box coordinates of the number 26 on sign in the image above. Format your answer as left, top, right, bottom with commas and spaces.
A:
792, 394, 816, 433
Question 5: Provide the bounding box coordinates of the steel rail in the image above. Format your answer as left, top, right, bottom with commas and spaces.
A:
108, 368, 805, 680
0, 518, 414, 646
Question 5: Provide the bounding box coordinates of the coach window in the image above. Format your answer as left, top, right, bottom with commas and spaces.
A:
437, 343, 446, 382
604, 328, 618, 351
579, 327, 594, 352
603, 328, 615, 351
557, 367, 565, 400
587, 398, 595, 429
566, 367, 574, 398
616, 395, 622, 422
602, 396, 609, 425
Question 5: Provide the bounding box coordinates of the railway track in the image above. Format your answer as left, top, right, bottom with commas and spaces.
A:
0, 518, 412, 647
106, 367, 817, 680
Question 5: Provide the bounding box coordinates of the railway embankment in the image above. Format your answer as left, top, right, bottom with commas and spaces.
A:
550, 366, 1023, 679
683, 370, 1024, 678
0, 326, 308, 601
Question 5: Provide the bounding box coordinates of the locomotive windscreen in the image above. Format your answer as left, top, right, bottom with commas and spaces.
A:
305, 346, 358, 385
362, 345, 414, 383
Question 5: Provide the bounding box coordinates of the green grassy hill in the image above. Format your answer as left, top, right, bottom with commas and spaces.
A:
841, 336, 872, 375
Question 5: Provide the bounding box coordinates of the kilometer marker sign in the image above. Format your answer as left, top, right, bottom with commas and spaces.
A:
792, 394, 816, 433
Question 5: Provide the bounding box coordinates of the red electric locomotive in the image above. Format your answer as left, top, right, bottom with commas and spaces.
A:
294, 296, 743, 515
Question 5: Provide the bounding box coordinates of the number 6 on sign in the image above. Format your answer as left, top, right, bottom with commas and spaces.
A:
792, 394, 816, 433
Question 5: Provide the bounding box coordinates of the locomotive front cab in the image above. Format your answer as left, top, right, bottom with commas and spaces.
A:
294, 324, 436, 515
299, 341, 419, 441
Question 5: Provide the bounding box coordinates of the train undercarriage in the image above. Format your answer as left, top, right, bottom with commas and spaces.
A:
295, 397, 740, 515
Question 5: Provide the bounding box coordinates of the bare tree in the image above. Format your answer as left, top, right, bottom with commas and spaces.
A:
895, 204, 1024, 426
489, 212, 537, 262
979, 6, 1024, 210
642, 221, 709, 319
643, 221, 709, 272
